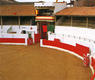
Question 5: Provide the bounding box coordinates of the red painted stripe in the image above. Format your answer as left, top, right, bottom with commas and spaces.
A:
27, 38, 33, 45
34, 33, 40, 43
42, 39, 89, 57
36, 16, 54, 17
91, 72, 95, 80
0, 38, 25, 43
36, 19, 55, 20
75, 44, 89, 57
91, 57, 95, 69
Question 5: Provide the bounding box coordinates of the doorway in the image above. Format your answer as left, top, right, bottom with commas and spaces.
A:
37, 21, 55, 39
37, 22, 48, 39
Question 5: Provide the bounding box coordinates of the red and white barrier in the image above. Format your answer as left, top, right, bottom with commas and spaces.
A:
0, 25, 38, 45
19, 25, 37, 34
40, 39, 89, 59
55, 26, 95, 53
41, 26, 95, 80
54, 26, 95, 80
41, 39, 95, 79
34, 33, 40, 44
91, 72, 95, 80
90, 54, 95, 80
0, 33, 28, 45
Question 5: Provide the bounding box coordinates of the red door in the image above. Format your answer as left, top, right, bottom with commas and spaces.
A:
42, 25, 47, 39
42, 25, 47, 33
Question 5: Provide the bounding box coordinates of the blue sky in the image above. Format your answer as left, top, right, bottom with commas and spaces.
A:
15, 0, 70, 3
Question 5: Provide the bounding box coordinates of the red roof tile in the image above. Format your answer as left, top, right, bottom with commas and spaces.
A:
55, 7, 95, 16
0, 5, 36, 16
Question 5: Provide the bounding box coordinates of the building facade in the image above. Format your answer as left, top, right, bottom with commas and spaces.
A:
55, 7, 95, 29
0, 4, 36, 27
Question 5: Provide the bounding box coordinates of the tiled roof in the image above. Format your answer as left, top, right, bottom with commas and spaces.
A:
0, 5, 36, 16
55, 7, 95, 16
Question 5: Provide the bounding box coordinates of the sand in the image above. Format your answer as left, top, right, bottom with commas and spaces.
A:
0, 44, 91, 80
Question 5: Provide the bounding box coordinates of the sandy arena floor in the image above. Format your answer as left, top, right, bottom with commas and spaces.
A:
0, 44, 91, 80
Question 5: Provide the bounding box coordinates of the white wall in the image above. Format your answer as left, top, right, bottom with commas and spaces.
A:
0, 33, 28, 45
11, 26, 20, 33
0, 25, 37, 34
55, 26, 95, 41
1, 25, 11, 33
54, 3, 67, 13
35, 2, 67, 14
48, 26, 95, 54
0, 34, 28, 38
19, 25, 37, 34
35, 2, 54, 7
0, 25, 38, 45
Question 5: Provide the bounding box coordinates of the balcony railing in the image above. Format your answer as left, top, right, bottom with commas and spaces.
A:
34, 2, 54, 7
36, 16, 55, 22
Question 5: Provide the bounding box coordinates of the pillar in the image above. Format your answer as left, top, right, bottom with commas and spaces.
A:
18, 16, 20, 28
1, 16, 3, 29
86, 17, 88, 27
71, 16, 73, 26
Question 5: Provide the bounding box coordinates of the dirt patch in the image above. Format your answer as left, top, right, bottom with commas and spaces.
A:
0, 44, 91, 80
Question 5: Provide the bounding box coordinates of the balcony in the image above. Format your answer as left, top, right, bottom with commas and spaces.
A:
36, 16, 55, 22
34, 2, 54, 7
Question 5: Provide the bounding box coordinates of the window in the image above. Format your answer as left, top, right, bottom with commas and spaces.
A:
20, 16, 36, 25
2, 16, 18, 25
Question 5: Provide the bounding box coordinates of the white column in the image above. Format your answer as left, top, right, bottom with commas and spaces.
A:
18, 16, 20, 29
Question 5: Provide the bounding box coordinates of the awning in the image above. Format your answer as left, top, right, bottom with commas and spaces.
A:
36, 16, 55, 22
